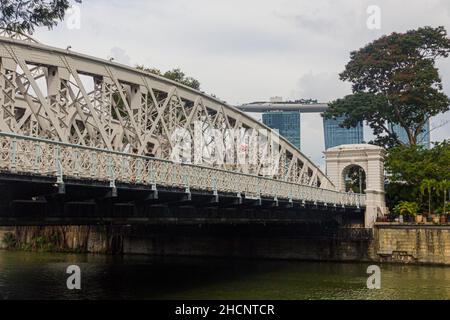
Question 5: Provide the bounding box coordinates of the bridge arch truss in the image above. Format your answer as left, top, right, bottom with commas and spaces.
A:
0, 32, 333, 189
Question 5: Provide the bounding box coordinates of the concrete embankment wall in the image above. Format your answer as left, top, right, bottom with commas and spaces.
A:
120, 225, 450, 265
122, 234, 374, 262
0, 224, 374, 261
373, 225, 450, 265
0, 225, 123, 253
1, 224, 449, 265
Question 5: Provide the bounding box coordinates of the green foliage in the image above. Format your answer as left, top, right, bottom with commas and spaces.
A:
386, 140, 450, 186
2, 232, 17, 249
385, 182, 417, 210
420, 178, 437, 196
17, 235, 56, 252
420, 178, 438, 215
0, 0, 79, 34
344, 165, 366, 194
136, 65, 201, 90
323, 26, 450, 148
385, 140, 450, 212
436, 179, 450, 215
393, 201, 420, 217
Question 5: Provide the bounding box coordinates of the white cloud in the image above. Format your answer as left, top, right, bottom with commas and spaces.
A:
109, 47, 133, 66
293, 71, 351, 102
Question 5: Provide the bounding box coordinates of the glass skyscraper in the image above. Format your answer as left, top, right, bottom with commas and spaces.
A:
389, 120, 431, 149
262, 111, 301, 150
323, 116, 364, 149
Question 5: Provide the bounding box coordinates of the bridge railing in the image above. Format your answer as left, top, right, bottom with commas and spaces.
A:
0, 132, 366, 208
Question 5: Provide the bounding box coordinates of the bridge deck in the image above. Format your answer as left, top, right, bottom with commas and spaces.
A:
0, 133, 365, 225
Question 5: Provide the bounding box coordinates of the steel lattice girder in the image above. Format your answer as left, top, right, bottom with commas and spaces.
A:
0, 32, 334, 190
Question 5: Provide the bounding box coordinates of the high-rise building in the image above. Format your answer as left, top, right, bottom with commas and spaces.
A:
389, 120, 431, 149
323, 116, 364, 150
262, 111, 301, 150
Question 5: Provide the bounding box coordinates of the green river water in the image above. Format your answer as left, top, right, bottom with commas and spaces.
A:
0, 250, 449, 300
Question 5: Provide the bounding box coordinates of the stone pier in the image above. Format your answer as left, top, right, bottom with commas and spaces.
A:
324, 144, 388, 228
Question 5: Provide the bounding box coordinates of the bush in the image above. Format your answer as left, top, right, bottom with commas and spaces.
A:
385, 182, 418, 209
28, 236, 55, 252
393, 201, 419, 217
2, 232, 17, 249
1, 233, 60, 252
385, 141, 450, 212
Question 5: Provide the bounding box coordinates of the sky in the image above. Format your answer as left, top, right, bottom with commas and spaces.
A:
33, 0, 450, 168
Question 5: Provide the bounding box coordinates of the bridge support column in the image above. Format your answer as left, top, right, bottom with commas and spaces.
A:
324, 144, 387, 228
365, 189, 386, 228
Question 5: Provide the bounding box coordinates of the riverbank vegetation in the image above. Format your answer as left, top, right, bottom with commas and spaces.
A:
0, 0, 77, 34
385, 141, 450, 222
324, 26, 450, 223
323, 26, 450, 149
1, 232, 62, 252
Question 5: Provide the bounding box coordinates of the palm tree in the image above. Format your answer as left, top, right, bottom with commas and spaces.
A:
437, 180, 450, 215
420, 179, 437, 215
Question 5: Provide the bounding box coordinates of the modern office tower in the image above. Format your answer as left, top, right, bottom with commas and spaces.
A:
323, 116, 364, 150
262, 111, 301, 150
389, 119, 431, 149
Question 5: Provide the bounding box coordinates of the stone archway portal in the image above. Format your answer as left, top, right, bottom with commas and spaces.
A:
324, 144, 387, 228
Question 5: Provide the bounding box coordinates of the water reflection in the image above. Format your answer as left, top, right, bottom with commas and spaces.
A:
0, 251, 449, 300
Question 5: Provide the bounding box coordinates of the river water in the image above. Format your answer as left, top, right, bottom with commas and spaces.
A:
0, 250, 449, 300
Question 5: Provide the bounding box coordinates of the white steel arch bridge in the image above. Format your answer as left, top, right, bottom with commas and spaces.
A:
0, 31, 365, 210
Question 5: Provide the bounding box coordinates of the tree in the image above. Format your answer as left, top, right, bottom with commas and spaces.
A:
136, 65, 201, 90
163, 68, 200, 90
0, 0, 81, 34
344, 165, 366, 194
323, 26, 450, 148
436, 179, 450, 214
420, 178, 437, 215
385, 140, 450, 186
385, 140, 450, 209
